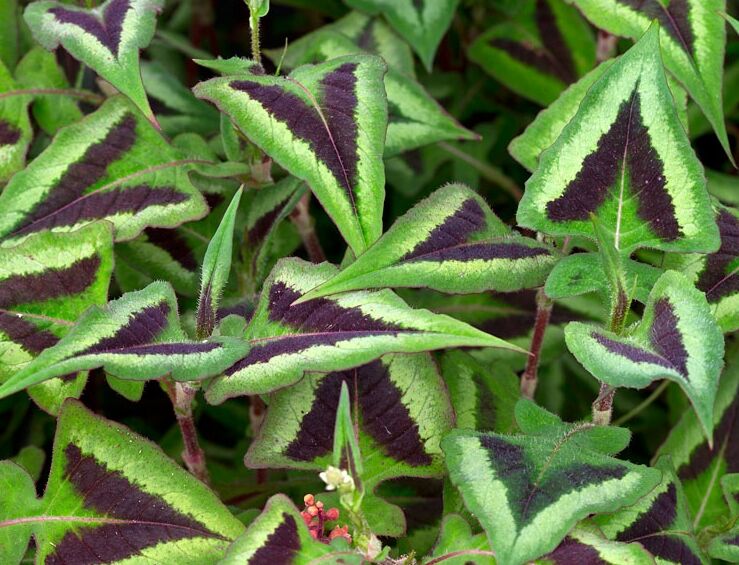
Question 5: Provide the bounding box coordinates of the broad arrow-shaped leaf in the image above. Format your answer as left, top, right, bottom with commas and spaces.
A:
194, 54, 387, 254
298, 184, 557, 301
469, 0, 596, 106
0, 58, 31, 183
205, 258, 522, 402
345, 0, 459, 71
517, 24, 719, 254
0, 399, 244, 564
569, 0, 732, 162
566, 270, 724, 441
24, 0, 163, 124
245, 354, 454, 536
442, 400, 661, 565
0, 281, 250, 400
537, 522, 655, 564
0, 96, 208, 245
0, 222, 114, 415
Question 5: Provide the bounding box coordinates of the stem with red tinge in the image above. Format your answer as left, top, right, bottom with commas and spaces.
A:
165, 380, 210, 483
520, 287, 554, 399
290, 192, 326, 263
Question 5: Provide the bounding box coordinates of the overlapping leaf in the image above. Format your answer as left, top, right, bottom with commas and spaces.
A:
0, 96, 208, 245
299, 184, 556, 301
566, 270, 724, 440
205, 258, 522, 402
517, 25, 719, 254
0, 58, 31, 183
0, 281, 250, 400
24, 0, 163, 123
536, 522, 655, 564
247, 353, 453, 535
194, 54, 387, 254
708, 525, 739, 562
469, 0, 595, 106
442, 400, 661, 565
0, 399, 244, 564
425, 514, 492, 564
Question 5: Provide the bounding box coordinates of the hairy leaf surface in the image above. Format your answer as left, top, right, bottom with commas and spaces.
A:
0, 58, 31, 183
536, 522, 655, 564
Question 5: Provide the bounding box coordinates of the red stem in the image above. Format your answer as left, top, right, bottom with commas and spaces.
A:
520, 288, 553, 399
164, 381, 210, 483
290, 193, 326, 263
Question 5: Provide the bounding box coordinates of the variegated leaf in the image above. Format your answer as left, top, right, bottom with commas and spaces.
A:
566, 270, 725, 440
0, 58, 31, 183
205, 258, 523, 402
24, 0, 163, 124
0, 399, 244, 564
536, 522, 655, 564
708, 525, 739, 562
299, 184, 556, 301
194, 54, 387, 255
517, 24, 719, 254
0, 96, 208, 245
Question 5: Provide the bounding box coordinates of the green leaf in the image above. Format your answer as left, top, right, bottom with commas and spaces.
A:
0, 281, 250, 399
205, 258, 524, 402
194, 54, 387, 255
298, 184, 556, 301
0, 0, 20, 71
0, 58, 31, 184
0, 399, 244, 564
245, 354, 454, 536
0, 222, 114, 414
345, 0, 459, 71
24, 0, 164, 124
566, 270, 725, 441
0, 96, 208, 245
469, 0, 595, 106
707, 524, 739, 562
570, 0, 732, 163
425, 514, 492, 564
517, 24, 719, 255
12, 446, 45, 483
332, 381, 363, 476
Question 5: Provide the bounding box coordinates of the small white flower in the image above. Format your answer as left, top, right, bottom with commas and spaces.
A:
319, 465, 354, 491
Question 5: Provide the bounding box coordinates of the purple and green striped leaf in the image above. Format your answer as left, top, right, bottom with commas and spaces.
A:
246, 354, 454, 536
442, 401, 662, 565
194, 54, 387, 255
298, 184, 557, 301
0, 281, 250, 400
205, 258, 524, 402
0, 222, 114, 414
0, 399, 244, 564
566, 270, 725, 441
469, 0, 596, 106
345, 0, 459, 71
0, 96, 208, 245
708, 524, 739, 562
517, 24, 719, 255
24, 0, 163, 124
0, 58, 31, 184
570, 0, 732, 163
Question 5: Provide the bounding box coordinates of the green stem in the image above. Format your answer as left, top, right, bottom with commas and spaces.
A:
250, 12, 262, 65
613, 380, 670, 426
438, 142, 522, 200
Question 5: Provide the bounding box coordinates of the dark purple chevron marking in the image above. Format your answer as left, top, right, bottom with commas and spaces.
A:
473, 372, 497, 431
248, 513, 300, 564
0, 312, 59, 354
49, 0, 130, 57
82, 301, 170, 355
592, 332, 674, 371
404, 241, 551, 263
46, 443, 219, 565
246, 196, 291, 245
0, 121, 21, 146
617, 0, 694, 54
727, 535, 739, 546
402, 198, 487, 261
546, 90, 680, 242
357, 20, 376, 52
101, 342, 221, 355
144, 228, 197, 271
650, 298, 688, 377
546, 536, 607, 564
216, 302, 254, 323
697, 210, 739, 302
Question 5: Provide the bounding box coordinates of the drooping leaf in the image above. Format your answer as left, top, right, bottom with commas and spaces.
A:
0, 399, 244, 564
441, 400, 662, 565
469, 0, 596, 106
0, 96, 208, 245
569, 0, 732, 162
517, 24, 719, 255
0, 281, 250, 400
246, 353, 454, 535
206, 258, 522, 402
425, 514, 492, 564
194, 54, 387, 255
345, 0, 459, 71
566, 270, 724, 441
298, 184, 556, 301
0, 58, 31, 183
24, 0, 163, 124
0, 222, 114, 414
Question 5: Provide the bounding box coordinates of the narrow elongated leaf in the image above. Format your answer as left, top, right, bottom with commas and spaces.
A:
442, 401, 661, 565
24, 0, 163, 124
0, 282, 250, 399
205, 258, 522, 402
569, 0, 731, 162
469, 0, 595, 106
0, 399, 244, 564
299, 184, 556, 301
517, 24, 719, 254
0, 58, 31, 183
194, 54, 387, 254
0, 96, 208, 245
537, 522, 655, 564
566, 270, 724, 440
246, 353, 454, 535
345, 0, 459, 70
